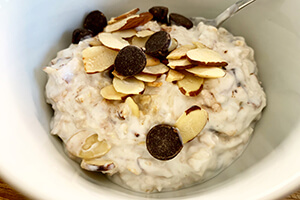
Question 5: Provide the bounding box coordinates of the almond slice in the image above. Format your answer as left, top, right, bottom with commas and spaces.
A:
108, 8, 140, 24
98, 32, 129, 50
100, 85, 128, 100
120, 12, 153, 31
136, 30, 155, 37
146, 54, 160, 66
105, 15, 139, 32
166, 44, 195, 59
168, 38, 178, 52
192, 41, 208, 49
166, 69, 185, 82
111, 70, 127, 80
186, 66, 226, 78
142, 63, 169, 75
147, 82, 163, 87
125, 97, 140, 117
175, 105, 208, 143
134, 73, 157, 82
79, 138, 111, 159
81, 159, 116, 173
88, 37, 102, 46
131, 36, 149, 48
82, 46, 118, 73
187, 48, 228, 67
113, 77, 145, 94
167, 58, 194, 70
177, 73, 204, 96
66, 131, 111, 159
112, 29, 137, 38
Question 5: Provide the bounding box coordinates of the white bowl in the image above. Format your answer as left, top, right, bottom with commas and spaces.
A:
0, 0, 299, 199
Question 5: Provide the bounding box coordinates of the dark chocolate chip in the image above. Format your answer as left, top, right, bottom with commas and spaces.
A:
83, 10, 107, 35
149, 6, 169, 24
169, 13, 193, 29
72, 28, 93, 44
114, 45, 146, 76
145, 31, 171, 58
146, 124, 183, 161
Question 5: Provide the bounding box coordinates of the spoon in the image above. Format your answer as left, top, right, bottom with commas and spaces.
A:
190, 0, 256, 27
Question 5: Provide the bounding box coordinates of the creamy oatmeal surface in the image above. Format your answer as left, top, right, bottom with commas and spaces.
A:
44, 19, 266, 192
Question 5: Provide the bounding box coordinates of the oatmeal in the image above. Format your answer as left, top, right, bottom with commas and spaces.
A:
44, 7, 266, 192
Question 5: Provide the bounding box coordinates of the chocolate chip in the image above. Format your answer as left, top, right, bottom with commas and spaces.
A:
114, 46, 146, 76
145, 31, 171, 58
169, 13, 193, 29
83, 10, 107, 35
72, 28, 93, 44
149, 6, 169, 24
146, 124, 183, 160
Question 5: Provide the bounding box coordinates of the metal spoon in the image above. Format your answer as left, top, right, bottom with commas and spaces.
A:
190, 0, 256, 27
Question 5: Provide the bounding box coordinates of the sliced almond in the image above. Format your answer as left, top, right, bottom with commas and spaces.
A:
136, 30, 155, 37
112, 29, 137, 38
187, 48, 228, 67
82, 46, 118, 73
175, 105, 208, 143
192, 41, 207, 49
142, 63, 169, 75
113, 77, 145, 94
131, 36, 149, 48
79, 138, 110, 159
100, 85, 128, 100
168, 38, 178, 52
88, 37, 102, 46
167, 58, 194, 70
66, 131, 111, 159
135, 95, 152, 110
146, 54, 160, 67
177, 73, 204, 96
166, 44, 195, 59
105, 15, 139, 32
98, 32, 129, 50
66, 130, 92, 158
120, 12, 153, 31
186, 66, 226, 78
81, 159, 116, 173
43, 66, 57, 74
108, 8, 140, 24
134, 73, 157, 82
147, 82, 163, 87
112, 70, 127, 80
125, 97, 140, 117
166, 69, 185, 82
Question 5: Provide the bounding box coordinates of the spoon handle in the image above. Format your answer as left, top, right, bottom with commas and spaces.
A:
215, 0, 256, 27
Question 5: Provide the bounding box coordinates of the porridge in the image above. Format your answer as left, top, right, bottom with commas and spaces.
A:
44, 7, 266, 192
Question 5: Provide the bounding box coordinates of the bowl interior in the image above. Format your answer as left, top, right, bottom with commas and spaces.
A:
0, 0, 300, 199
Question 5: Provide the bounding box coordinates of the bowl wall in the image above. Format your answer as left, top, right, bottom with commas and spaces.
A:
0, 0, 300, 199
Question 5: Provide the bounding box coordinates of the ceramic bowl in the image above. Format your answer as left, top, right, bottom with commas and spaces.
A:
0, 0, 299, 199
